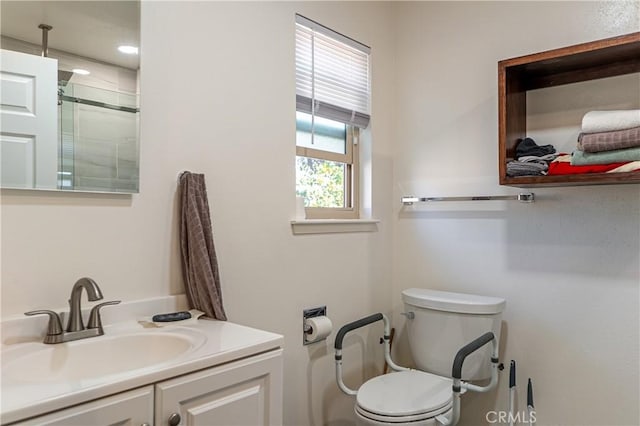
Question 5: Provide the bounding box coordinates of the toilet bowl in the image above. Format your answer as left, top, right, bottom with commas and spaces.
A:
354, 370, 452, 425
334, 289, 506, 426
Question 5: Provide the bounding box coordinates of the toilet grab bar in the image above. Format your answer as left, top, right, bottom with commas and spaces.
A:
436, 332, 500, 426
334, 315, 499, 426
334, 313, 409, 395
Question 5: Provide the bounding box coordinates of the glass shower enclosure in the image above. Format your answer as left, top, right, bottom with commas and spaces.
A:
58, 81, 139, 193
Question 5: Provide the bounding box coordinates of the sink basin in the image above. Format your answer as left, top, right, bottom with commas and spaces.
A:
2, 329, 205, 383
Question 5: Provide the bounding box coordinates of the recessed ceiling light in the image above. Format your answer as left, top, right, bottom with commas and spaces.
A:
118, 45, 139, 55
72, 68, 90, 75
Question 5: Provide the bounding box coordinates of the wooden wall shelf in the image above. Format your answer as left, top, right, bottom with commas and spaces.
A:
498, 32, 640, 187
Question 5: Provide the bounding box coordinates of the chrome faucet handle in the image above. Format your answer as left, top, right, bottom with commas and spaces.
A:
87, 300, 121, 330
24, 310, 64, 336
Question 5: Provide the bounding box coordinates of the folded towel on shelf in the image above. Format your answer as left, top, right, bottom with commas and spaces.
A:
581, 110, 640, 133
606, 161, 640, 173
515, 137, 556, 159
549, 152, 639, 174
518, 153, 559, 162
571, 146, 640, 166
578, 126, 640, 153
547, 161, 628, 175
506, 160, 548, 177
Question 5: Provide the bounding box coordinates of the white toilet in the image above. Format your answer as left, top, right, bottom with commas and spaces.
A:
348, 288, 506, 426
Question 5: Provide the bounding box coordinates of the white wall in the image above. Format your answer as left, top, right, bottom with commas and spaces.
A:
1, 2, 395, 425
392, 2, 639, 426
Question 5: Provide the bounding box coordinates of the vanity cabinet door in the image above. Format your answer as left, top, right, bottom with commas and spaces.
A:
155, 349, 283, 426
13, 386, 154, 426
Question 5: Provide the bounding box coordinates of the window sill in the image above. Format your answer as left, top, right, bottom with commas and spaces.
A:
291, 219, 379, 235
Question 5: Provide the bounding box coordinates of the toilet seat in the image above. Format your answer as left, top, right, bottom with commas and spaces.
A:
355, 370, 453, 423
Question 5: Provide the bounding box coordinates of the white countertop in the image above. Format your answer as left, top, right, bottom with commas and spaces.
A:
0, 296, 283, 424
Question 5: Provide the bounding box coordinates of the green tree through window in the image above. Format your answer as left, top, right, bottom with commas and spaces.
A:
296, 157, 345, 208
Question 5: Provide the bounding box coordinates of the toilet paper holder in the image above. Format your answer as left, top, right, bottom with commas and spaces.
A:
303, 306, 327, 345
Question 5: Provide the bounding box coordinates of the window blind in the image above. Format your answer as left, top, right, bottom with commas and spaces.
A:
295, 14, 370, 128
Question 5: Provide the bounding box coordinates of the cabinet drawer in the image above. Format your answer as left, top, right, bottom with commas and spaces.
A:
155, 349, 283, 426
12, 386, 154, 426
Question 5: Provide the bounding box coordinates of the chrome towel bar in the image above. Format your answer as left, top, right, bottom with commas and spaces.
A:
401, 193, 534, 205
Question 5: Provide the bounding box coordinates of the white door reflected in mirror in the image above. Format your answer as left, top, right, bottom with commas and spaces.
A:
1, 50, 58, 189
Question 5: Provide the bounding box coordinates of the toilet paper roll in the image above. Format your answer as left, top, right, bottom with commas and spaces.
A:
305, 316, 333, 343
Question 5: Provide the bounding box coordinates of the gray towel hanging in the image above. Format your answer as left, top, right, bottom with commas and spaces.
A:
178, 171, 227, 321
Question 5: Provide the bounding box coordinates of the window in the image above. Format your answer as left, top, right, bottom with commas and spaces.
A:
295, 14, 370, 219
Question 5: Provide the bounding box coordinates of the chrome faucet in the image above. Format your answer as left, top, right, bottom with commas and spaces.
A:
25, 277, 120, 344
67, 277, 103, 332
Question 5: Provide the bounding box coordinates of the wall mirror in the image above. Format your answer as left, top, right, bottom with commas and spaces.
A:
0, 1, 140, 193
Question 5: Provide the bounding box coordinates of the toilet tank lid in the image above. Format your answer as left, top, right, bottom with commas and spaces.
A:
402, 288, 506, 314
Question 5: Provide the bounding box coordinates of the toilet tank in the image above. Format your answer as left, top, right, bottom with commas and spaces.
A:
402, 288, 506, 381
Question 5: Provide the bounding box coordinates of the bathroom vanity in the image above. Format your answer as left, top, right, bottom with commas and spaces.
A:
0, 296, 284, 425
